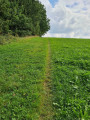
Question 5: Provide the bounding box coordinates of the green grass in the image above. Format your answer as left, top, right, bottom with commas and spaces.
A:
0, 37, 90, 120
0, 37, 48, 120
50, 38, 90, 120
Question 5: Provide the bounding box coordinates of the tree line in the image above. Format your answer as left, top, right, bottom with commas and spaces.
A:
0, 0, 50, 36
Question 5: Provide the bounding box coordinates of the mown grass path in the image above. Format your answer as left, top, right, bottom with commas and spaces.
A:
0, 37, 90, 120
39, 40, 53, 120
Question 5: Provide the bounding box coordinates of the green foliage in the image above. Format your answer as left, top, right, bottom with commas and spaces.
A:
0, 35, 16, 45
0, 0, 50, 36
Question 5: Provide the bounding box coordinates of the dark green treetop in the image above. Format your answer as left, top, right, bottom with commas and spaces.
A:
0, 0, 50, 36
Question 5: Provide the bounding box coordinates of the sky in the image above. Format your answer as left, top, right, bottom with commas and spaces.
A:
39, 0, 90, 38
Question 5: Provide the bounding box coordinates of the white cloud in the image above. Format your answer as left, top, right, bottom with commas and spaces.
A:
39, 0, 90, 38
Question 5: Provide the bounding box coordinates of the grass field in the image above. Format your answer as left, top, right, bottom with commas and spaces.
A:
0, 37, 90, 120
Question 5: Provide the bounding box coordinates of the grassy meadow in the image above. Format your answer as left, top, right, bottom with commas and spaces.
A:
50, 38, 90, 120
0, 37, 90, 120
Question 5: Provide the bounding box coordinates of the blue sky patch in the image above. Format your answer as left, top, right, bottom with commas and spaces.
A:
66, 2, 78, 8
49, 0, 58, 7
82, 7, 87, 11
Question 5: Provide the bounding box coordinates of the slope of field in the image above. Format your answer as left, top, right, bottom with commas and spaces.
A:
0, 37, 90, 120
0, 37, 48, 119
50, 38, 90, 120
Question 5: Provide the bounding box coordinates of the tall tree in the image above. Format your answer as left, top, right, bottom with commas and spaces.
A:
0, 0, 50, 36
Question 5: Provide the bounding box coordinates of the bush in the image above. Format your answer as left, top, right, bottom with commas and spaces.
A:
0, 35, 16, 45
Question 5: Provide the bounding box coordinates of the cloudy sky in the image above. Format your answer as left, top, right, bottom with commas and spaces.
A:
39, 0, 90, 38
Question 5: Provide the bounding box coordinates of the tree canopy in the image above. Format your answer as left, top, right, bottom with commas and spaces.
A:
0, 0, 50, 36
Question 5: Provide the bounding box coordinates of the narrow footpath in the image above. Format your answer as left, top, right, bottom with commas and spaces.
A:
39, 40, 53, 120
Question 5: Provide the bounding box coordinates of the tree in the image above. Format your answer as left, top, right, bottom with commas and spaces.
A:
0, 0, 50, 36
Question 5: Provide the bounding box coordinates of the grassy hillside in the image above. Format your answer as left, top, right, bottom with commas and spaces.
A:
50, 38, 90, 120
0, 37, 90, 120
